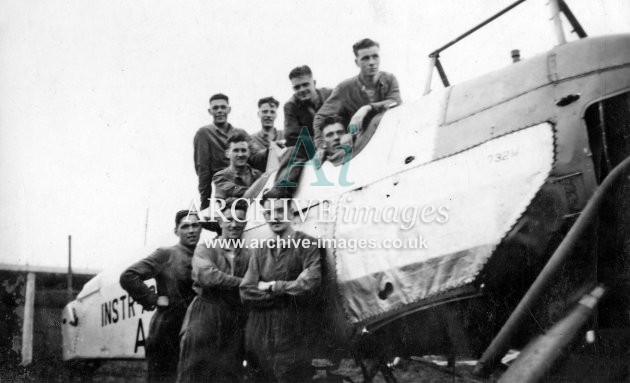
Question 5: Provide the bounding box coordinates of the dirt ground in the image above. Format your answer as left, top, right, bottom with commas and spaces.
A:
84, 358, 482, 383
5, 351, 627, 382
329, 358, 481, 383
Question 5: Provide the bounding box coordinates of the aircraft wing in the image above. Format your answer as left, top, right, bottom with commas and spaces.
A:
333, 122, 555, 323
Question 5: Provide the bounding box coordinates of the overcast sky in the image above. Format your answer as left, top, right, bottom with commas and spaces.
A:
0, 0, 628, 271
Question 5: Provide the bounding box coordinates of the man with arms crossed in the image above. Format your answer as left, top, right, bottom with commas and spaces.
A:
240, 197, 321, 382
120, 210, 202, 383
177, 199, 251, 383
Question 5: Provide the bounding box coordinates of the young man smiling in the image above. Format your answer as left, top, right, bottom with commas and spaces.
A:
212, 131, 262, 200
283, 65, 332, 151
194, 94, 252, 210
194, 94, 266, 210
268, 66, 332, 197
177, 199, 251, 383
251, 96, 284, 153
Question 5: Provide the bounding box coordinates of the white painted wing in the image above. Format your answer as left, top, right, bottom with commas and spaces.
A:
334, 123, 555, 323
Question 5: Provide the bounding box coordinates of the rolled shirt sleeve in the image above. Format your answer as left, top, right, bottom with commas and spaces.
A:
313, 72, 402, 150
369, 74, 402, 112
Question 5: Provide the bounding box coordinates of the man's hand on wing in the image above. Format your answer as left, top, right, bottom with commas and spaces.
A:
314, 148, 327, 168
348, 105, 373, 135
340, 133, 353, 148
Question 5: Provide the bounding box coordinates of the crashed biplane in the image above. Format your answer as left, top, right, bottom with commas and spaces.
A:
63, 1, 630, 381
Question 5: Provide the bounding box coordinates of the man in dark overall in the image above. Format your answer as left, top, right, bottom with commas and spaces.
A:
240, 197, 322, 382
272, 66, 332, 196
283, 66, 331, 157
120, 210, 201, 383
177, 198, 251, 383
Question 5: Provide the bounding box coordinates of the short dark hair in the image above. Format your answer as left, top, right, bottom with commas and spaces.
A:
227, 131, 250, 146
258, 195, 276, 208
175, 210, 198, 227
259, 189, 292, 206
209, 93, 229, 104
221, 197, 249, 214
352, 38, 379, 56
258, 96, 279, 108
322, 115, 343, 128
288, 65, 313, 80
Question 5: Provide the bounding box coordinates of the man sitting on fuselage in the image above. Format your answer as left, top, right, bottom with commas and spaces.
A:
251, 97, 285, 153
212, 131, 263, 200
320, 116, 351, 166
313, 38, 401, 159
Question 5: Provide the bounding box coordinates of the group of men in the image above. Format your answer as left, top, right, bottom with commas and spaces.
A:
193, 37, 401, 204
120, 198, 318, 383
119, 37, 402, 383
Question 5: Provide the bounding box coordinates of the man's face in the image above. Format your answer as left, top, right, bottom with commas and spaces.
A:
208, 99, 231, 125
290, 75, 317, 103
355, 45, 380, 78
175, 214, 201, 248
219, 208, 247, 239
322, 122, 345, 155
257, 103, 277, 129
226, 141, 250, 167
262, 199, 292, 235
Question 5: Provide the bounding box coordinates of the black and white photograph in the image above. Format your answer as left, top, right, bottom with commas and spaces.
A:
1, 0, 629, 381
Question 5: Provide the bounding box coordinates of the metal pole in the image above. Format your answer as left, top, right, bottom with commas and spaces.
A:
423, 56, 437, 95
473, 155, 630, 376
144, 208, 149, 246
67, 235, 73, 298
558, 0, 587, 38
434, 58, 450, 87
428, 0, 527, 57
21, 272, 36, 366
549, 0, 567, 45
424, 0, 526, 93
498, 286, 605, 383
